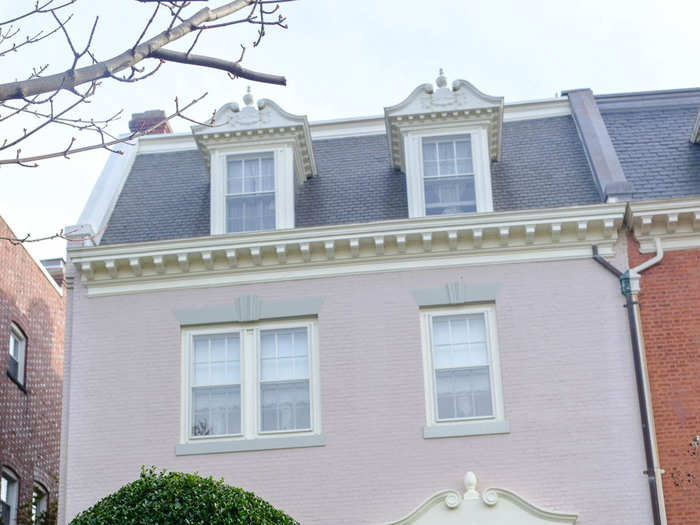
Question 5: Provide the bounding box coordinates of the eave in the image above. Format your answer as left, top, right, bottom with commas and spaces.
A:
628, 197, 700, 252
70, 203, 626, 297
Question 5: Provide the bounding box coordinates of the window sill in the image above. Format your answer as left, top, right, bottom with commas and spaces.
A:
175, 433, 325, 456
6, 370, 27, 394
423, 419, 509, 439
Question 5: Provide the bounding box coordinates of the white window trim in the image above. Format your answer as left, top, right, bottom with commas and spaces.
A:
209, 141, 295, 235
403, 123, 494, 218
8, 324, 26, 386
1, 468, 19, 525
178, 319, 322, 454
419, 304, 508, 439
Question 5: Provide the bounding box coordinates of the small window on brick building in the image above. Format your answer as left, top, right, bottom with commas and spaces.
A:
31, 483, 48, 524
1, 468, 19, 525
8, 324, 26, 386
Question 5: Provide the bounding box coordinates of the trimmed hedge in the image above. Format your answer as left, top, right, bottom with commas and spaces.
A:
70, 467, 299, 525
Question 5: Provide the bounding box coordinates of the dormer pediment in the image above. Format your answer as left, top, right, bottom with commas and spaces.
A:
192, 88, 316, 182
384, 71, 504, 169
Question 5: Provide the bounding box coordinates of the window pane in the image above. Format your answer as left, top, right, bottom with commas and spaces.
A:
423, 160, 438, 178
433, 318, 450, 345
456, 156, 473, 175
455, 139, 471, 158
261, 156, 274, 191
435, 367, 492, 420
262, 194, 275, 230
244, 158, 259, 193
192, 333, 239, 387
226, 194, 275, 233
437, 141, 454, 162
424, 175, 476, 215
469, 316, 486, 342
260, 328, 309, 381
261, 380, 310, 432
227, 159, 243, 194
422, 141, 437, 162
192, 385, 241, 436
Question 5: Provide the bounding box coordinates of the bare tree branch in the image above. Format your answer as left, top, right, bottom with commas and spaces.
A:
0, 92, 210, 166
0, 0, 76, 26
0, 0, 289, 102
150, 48, 284, 84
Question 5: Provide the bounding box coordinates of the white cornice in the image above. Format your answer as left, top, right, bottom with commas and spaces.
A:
503, 98, 571, 122
70, 203, 625, 297
137, 133, 197, 154
628, 197, 700, 252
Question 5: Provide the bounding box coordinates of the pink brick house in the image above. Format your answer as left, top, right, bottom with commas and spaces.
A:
60, 73, 700, 524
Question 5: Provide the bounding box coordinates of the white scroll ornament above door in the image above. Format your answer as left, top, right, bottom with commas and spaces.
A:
384, 471, 577, 524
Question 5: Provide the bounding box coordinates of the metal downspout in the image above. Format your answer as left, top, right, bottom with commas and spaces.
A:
592, 242, 664, 525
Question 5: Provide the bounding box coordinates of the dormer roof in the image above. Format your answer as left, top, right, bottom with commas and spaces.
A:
384, 70, 504, 170
192, 87, 316, 182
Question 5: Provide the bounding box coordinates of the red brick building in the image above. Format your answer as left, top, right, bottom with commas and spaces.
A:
1, 216, 65, 524
628, 199, 700, 525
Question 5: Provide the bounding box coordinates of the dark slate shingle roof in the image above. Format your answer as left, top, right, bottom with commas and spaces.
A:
491, 116, 600, 211
601, 104, 700, 201
100, 99, 700, 246
100, 150, 210, 245
295, 135, 407, 227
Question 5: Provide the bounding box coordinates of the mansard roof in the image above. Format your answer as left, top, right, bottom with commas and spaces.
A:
92, 86, 700, 246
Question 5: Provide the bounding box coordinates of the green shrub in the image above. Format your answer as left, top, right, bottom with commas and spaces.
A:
70, 467, 299, 525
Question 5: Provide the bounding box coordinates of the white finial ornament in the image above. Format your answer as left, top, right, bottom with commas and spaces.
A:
243, 86, 254, 106
463, 471, 480, 499
436, 68, 447, 88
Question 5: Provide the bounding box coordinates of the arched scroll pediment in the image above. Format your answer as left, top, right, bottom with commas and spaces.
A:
384, 472, 577, 525
191, 87, 316, 181
383, 71, 504, 169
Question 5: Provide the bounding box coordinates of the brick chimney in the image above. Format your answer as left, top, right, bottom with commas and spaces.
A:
128, 109, 173, 135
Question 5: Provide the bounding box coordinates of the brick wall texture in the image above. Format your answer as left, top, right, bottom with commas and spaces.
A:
63, 242, 654, 524
628, 236, 700, 524
0, 216, 65, 514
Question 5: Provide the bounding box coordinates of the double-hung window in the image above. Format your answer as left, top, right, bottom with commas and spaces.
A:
432, 313, 492, 420
420, 304, 507, 438
180, 320, 321, 454
7, 325, 26, 386
1, 469, 19, 525
422, 135, 476, 216
226, 153, 275, 233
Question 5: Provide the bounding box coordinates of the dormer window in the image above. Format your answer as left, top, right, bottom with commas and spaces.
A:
192, 87, 316, 236
226, 153, 275, 233
384, 70, 504, 219
422, 134, 475, 215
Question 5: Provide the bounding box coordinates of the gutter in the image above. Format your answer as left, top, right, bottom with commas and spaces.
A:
57, 268, 76, 525
592, 238, 666, 525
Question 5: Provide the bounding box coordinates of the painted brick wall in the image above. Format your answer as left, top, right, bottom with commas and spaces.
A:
63, 242, 654, 524
628, 236, 700, 524
0, 216, 65, 515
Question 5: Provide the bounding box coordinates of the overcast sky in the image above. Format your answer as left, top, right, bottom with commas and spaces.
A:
1, 0, 698, 263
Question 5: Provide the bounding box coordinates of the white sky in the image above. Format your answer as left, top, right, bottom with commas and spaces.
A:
1, 0, 698, 263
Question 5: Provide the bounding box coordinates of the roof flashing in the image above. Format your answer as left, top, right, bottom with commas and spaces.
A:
567, 88, 633, 202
